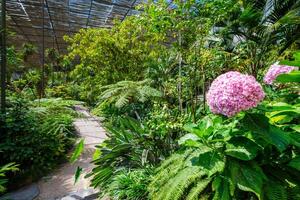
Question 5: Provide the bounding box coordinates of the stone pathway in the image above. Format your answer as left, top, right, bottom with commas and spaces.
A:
36, 106, 107, 200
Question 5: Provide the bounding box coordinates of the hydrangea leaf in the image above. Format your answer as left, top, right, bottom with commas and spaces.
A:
276, 70, 300, 83
178, 133, 201, 147
183, 123, 205, 138
269, 115, 294, 124
229, 160, 265, 200
225, 137, 260, 161
242, 113, 290, 152
292, 125, 300, 133
194, 151, 225, 177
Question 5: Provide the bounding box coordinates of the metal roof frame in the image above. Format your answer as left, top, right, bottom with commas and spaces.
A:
6, 0, 144, 52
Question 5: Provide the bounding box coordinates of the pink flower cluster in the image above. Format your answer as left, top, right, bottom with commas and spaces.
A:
207, 71, 265, 117
263, 64, 298, 85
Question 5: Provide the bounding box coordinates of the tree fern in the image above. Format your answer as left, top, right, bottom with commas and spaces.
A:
99, 79, 162, 108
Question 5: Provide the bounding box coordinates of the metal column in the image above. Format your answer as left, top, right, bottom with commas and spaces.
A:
1, 0, 6, 114
41, 0, 45, 98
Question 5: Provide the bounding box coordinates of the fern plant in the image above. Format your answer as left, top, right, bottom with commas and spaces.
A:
99, 79, 162, 108
0, 163, 19, 193
88, 116, 179, 198
149, 111, 300, 200
108, 169, 152, 200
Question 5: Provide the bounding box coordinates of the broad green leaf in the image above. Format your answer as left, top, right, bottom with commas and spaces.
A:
229, 161, 265, 200
183, 123, 205, 138
280, 51, 300, 67
70, 139, 84, 163
266, 103, 300, 120
288, 156, 300, 171
276, 71, 300, 83
225, 137, 260, 161
178, 133, 200, 146
292, 125, 300, 133
242, 113, 290, 152
183, 117, 214, 138
74, 166, 83, 184
196, 151, 225, 176
269, 115, 294, 124
288, 132, 300, 147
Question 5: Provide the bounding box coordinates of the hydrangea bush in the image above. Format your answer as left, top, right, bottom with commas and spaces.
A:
207, 71, 265, 117
263, 64, 298, 85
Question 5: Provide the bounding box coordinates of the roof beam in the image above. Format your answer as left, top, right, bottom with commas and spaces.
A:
7, 13, 103, 28
86, 0, 94, 27
8, 0, 134, 13
8, 14, 31, 43
45, 0, 60, 53
122, 0, 138, 21
7, 24, 79, 33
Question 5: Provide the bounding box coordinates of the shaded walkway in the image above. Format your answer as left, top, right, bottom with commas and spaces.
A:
36, 106, 107, 200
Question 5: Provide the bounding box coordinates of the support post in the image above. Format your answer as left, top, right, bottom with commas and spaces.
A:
40, 0, 45, 98
1, 0, 6, 114
0, 0, 6, 134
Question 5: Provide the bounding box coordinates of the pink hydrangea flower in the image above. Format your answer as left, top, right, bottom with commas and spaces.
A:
264, 64, 298, 85
207, 71, 265, 117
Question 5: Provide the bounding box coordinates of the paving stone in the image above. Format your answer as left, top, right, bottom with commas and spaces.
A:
59, 189, 99, 200
36, 106, 106, 199
0, 184, 39, 200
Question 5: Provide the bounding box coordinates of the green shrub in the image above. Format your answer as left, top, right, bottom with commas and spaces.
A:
149, 109, 300, 200
89, 116, 179, 197
45, 84, 83, 100
0, 97, 78, 187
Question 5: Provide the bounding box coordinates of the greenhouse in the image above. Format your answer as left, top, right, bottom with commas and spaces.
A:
0, 0, 299, 199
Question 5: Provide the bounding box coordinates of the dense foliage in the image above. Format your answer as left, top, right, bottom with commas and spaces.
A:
77, 0, 300, 199
1, 0, 300, 198
0, 97, 80, 189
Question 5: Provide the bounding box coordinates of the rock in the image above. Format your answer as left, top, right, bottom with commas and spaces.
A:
60, 196, 78, 200
0, 184, 39, 200
59, 189, 98, 200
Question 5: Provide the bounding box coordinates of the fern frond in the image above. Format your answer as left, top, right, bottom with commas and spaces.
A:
265, 182, 288, 200
287, 184, 300, 200
149, 149, 196, 192
115, 93, 130, 108
154, 166, 206, 200
99, 79, 161, 108
149, 148, 211, 200
186, 178, 211, 200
